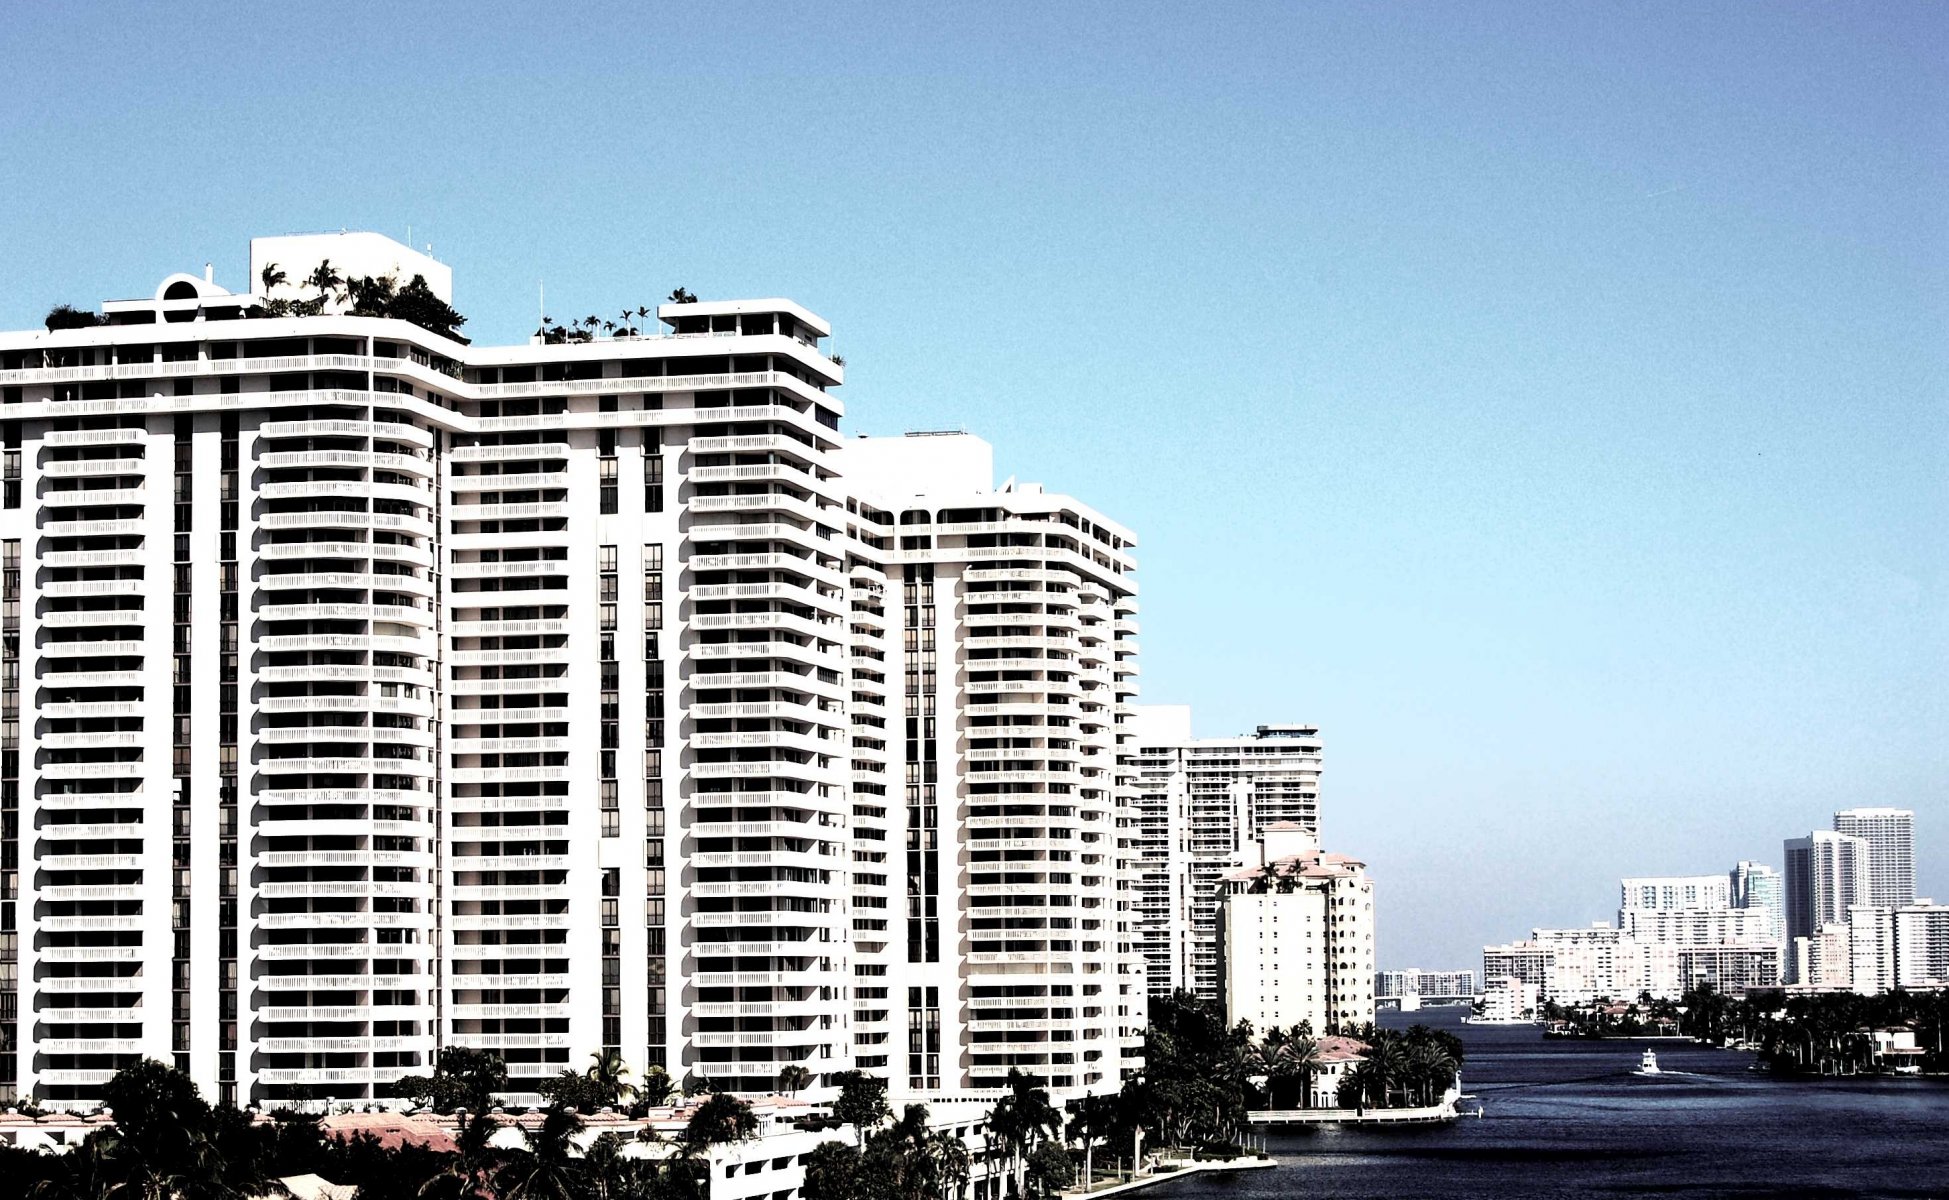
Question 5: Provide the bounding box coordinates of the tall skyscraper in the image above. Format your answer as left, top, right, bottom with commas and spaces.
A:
1783, 832, 1869, 982
1730, 861, 1785, 946
1126, 710, 1323, 1000
0, 234, 1142, 1109
1833, 808, 1916, 907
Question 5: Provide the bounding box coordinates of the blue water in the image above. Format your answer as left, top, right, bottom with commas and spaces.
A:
1147, 1007, 1949, 1199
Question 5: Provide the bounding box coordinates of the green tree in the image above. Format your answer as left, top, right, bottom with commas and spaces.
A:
43, 304, 105, 332
587, 1048, 639, 1107
684, 1093, 757, 1153
777, 1064, 814, 1095
830, 1069, 892, 1145
498, 1106, 585, 1200
801, 1139, 863, 1200
394, 1046, 509, 1114
986, 1068, 1060, 1199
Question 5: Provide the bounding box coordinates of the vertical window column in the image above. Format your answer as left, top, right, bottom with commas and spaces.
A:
0, 537, 17, 1100
643, 544, 665, 1069
642, 432, 663, 513
217, 415, 239, 1104
598, 430, 619, 514
902, 564, 940, 1091
171, 420, 192, 1072
601, 868, 621, 1054
2, 422, 17, 509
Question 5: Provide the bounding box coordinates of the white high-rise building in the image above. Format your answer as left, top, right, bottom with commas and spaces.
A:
1833, 808, 1916, 908
0, 234, 1142, 1110
1784, 832, 1869, 982
836, 432, 1144, 1098
1215, 824, 1373, 1034
1619, 875, 1731, 912
1616, 906, 1778, 948
1126, 710, 1322, 1000
1846, 902, 1949, 995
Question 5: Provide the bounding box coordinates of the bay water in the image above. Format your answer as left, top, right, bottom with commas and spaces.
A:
1146, 1006, 1949, 1199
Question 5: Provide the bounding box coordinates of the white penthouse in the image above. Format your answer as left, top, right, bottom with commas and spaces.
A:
1125, 707, 1323, 1000
0, 233, 1141, 1110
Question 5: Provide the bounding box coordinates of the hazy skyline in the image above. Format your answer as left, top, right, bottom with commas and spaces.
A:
2, 2, 1941, 968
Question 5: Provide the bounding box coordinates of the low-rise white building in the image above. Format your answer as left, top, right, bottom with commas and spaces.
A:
1479, 977, 1539, 1023
1216, 824, 1374, 1034
1792, 922, 1854, 991
1376, 968, 1476, 999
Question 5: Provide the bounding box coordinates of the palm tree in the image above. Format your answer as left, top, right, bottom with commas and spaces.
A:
497, 1106, 585, 1200
1367, 1034, 1410, 1108
419, 1110, 500, 1200
1285, 1035, 1322, 1109
259, 262, 287, 294
587, 1048, 638, 1107
305, 259, 345, 302
777, 1064, 814, 1095
986, 1068, 1059, 1199
927, 1125, 973, 1200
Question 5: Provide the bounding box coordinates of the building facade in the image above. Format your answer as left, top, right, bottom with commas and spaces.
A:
1375, 969, 1476, 999
1126, 709, 1323, 1000
0, 234, 1142, 1110
1616, 905, 1778, 949
1619, 875, 1731, 912
1847, 902, 1949, 995
1215, 824, 1373, 1035
1783, 832, 1869, 982
1729, 861, 1785, 947
1833, 808, 1916, 908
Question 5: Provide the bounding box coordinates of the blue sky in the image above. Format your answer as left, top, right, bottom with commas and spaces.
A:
3, 2, 1943, 968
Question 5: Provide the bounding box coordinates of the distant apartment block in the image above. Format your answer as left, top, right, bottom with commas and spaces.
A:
0, 233, 1142, 1109
1215, 824, 1373, 1034
1833, 808, 1916, 908
1376, 969, 1477, 999
1126, 707, 1322, 1000
1784, 832, 1869, 981
1619, 874, 1731, 912
1847, 901, 1949, 994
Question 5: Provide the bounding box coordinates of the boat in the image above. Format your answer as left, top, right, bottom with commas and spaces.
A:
1639, 1048, 1660, 1074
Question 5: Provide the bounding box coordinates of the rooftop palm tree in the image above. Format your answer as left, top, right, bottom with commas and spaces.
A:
259, 262, 287, 294
777, 1064, 813, 1096
587, 1047, 639, 1107
305, 259, 345, 302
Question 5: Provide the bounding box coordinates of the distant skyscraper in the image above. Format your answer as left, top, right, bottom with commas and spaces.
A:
1619, 875, 1731, 912
1834, 808, 1916, 907
1784, 832, 1869, 981
1730, 861, 1785, 946
1127, 708, 1323, 1000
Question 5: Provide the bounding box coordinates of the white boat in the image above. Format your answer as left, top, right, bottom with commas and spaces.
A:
1639, 1049, 1660, 1074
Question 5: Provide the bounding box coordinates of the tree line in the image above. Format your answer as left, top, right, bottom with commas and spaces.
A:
1678, 984, 1949, 1076
0, 993, 1468, 1199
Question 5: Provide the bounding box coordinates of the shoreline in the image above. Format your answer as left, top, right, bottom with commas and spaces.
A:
1061, 1156, 1275, 1198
